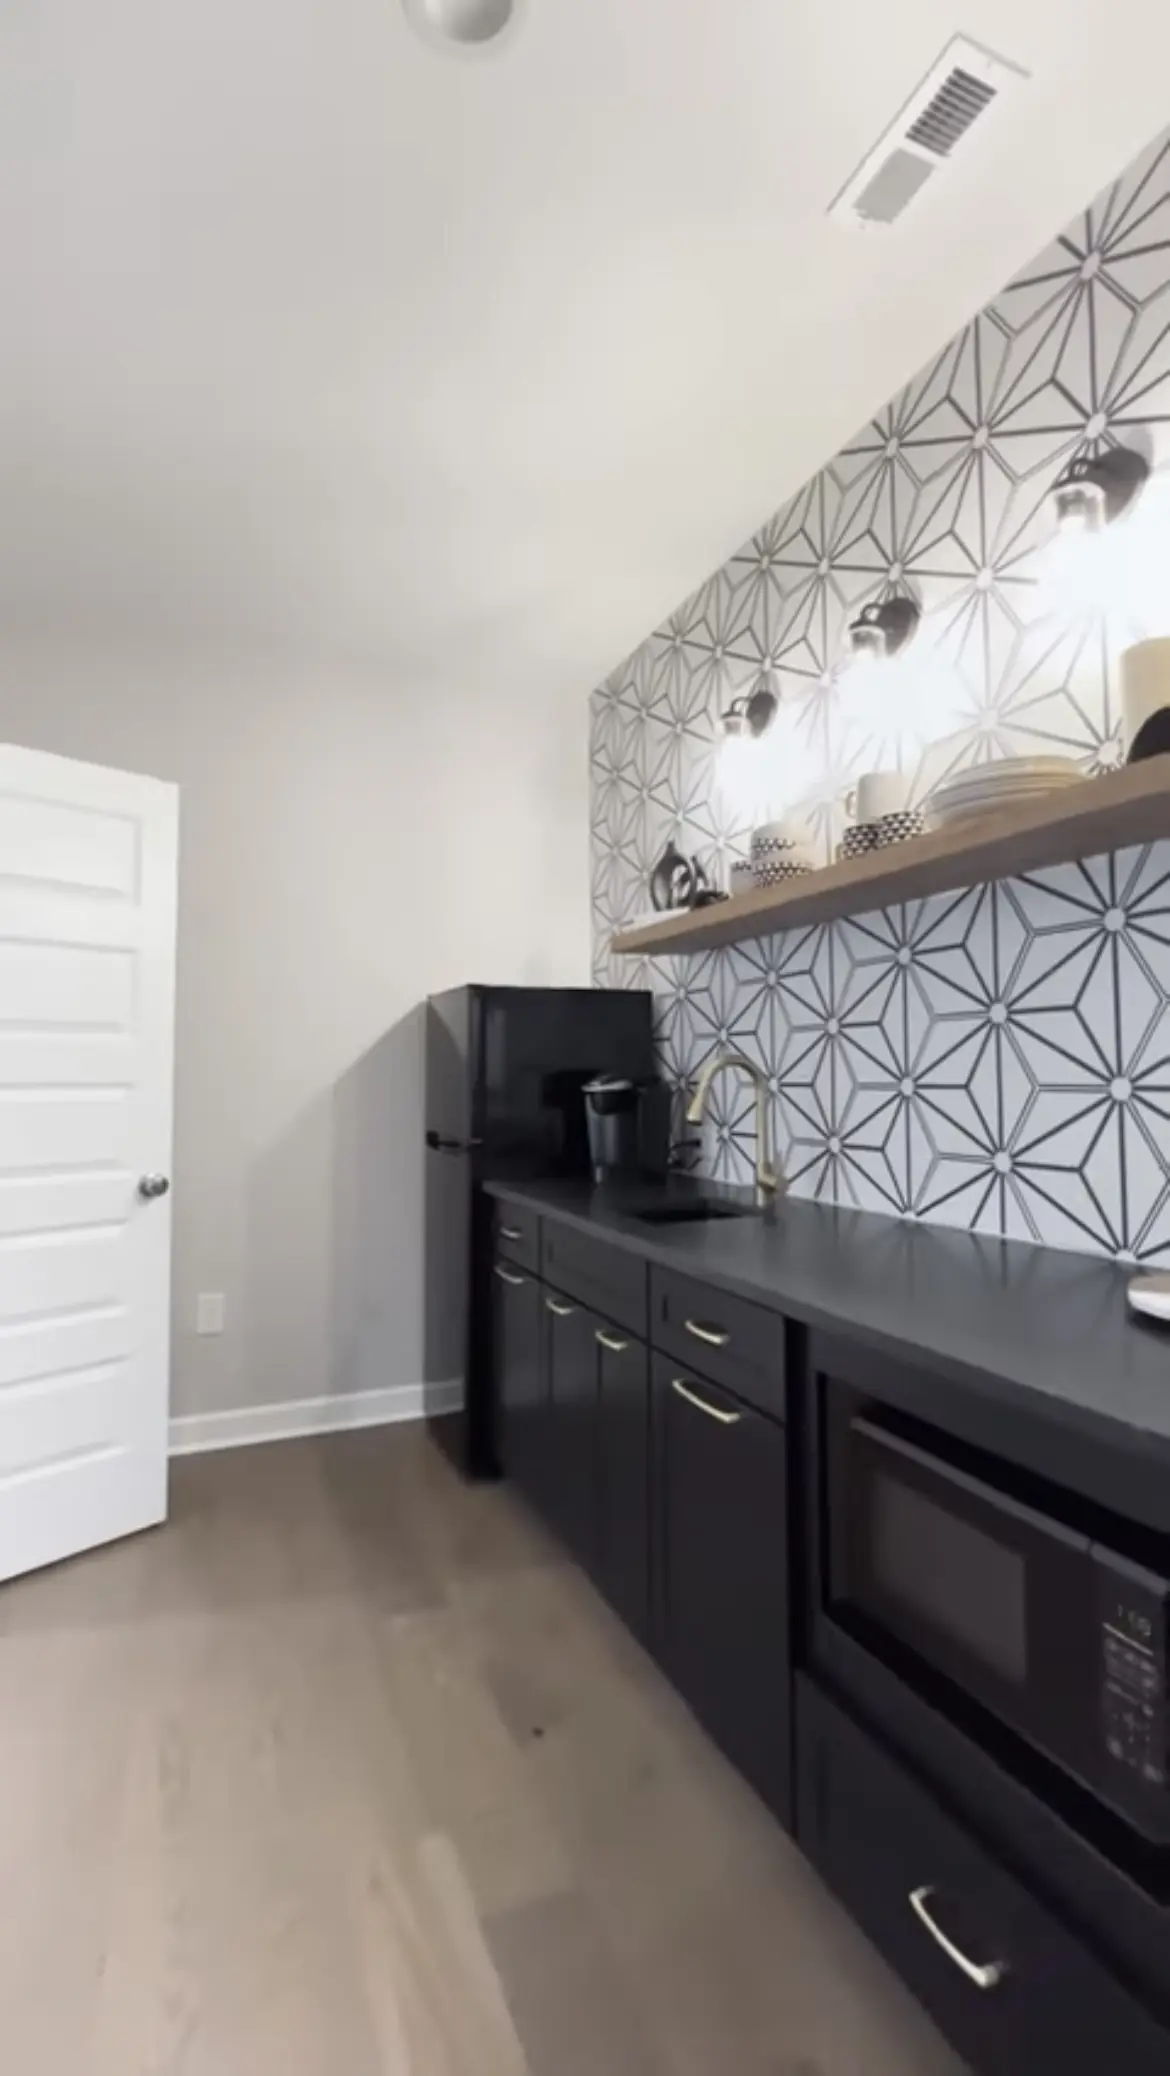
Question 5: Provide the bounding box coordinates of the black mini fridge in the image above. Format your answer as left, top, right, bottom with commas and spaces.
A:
423, 984, 655, 1476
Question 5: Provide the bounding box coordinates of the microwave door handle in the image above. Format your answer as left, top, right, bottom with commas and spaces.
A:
849, 1414, 1089, 1553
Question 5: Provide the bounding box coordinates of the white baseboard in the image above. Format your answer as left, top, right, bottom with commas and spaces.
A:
168, 1380, 462, 1457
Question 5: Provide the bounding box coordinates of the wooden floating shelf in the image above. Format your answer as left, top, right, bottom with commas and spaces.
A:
612, 759, 1170, 957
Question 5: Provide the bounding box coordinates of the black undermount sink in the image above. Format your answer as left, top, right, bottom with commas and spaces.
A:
634, 1200, 755, 1225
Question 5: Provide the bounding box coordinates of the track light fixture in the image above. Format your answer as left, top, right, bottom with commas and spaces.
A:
846, 595, 921, 661
718, 666, 781, 743
1047, 445, 1150, 534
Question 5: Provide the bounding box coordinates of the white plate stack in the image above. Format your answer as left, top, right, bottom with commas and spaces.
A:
925, 756, 1086, 830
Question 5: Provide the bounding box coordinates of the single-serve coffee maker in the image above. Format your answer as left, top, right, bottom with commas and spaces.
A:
583, 1076, 671, 1184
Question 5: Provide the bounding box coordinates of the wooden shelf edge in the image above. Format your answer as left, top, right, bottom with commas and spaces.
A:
611, 759, 1170, 956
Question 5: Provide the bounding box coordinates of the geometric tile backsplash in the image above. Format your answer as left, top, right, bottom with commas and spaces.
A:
590, 125, 1170, 1262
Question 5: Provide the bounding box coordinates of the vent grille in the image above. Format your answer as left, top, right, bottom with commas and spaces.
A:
906, 67, 998, 158
828, 36, 1026, 230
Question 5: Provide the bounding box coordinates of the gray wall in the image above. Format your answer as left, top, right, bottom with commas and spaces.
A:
592, 124, 1170, 1263
1, 634, 589, 1420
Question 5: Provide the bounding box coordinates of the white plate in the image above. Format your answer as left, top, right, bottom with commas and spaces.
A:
936, 754, 1081, 782
932, 766, 1083, 798
927, 789, 1077, 830
931, 765, 1082, 805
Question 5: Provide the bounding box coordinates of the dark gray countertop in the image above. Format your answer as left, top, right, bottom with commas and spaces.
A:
484, 1174, 1170, 1524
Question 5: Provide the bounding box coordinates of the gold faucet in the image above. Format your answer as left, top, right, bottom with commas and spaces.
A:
685, 1052, 786, 1211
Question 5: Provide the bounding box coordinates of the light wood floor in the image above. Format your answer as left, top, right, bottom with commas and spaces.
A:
0, 1425, 962, 2075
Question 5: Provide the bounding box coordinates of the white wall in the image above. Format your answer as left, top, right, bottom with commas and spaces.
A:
0, 634, 589, 1421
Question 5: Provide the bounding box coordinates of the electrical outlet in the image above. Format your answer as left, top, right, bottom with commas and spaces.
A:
196, 1292, 226, 1336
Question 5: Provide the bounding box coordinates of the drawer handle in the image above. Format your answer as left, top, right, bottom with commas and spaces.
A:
684, 1318, 730, 1350
546, 1297, 575, 1318
595, 1329, 629, 1354
671, 1377, 740, 1427
909, 1888, 1006, 1992
499, 1225, 524, 1241
494, 1266, 526, 1287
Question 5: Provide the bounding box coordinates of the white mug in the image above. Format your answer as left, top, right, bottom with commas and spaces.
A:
1122, 637, 1170, 758
850, 769, 912, 822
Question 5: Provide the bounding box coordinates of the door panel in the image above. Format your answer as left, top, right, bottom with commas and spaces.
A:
494, 1259, 545, 1512
597, 1326, 650, 1639
0, 746, 177, 1582
654, 1355, 791, 1820
0, 939, 135, 1025
544, 1294, 599, 1572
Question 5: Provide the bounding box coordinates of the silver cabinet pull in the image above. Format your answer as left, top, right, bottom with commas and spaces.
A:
684, 1318, 730, 1349
499, 1225, 523, 1241
670, 1377, 740, 1426
909, 1888, 1006, 1991
494, 1265, 526, 1287
546, 1297, 575, 1318
596, 1329, 629, 1354
138, 1174, 171, 1201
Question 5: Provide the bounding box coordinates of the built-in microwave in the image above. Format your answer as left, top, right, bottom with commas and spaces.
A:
819, 1372, 1170, 1845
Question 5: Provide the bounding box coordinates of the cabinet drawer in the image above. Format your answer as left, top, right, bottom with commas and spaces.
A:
492, 1199, 540, 1272
796, 1678, 1169, 2076
542, 1220, 648, 1338
651, 1266, 784, 1419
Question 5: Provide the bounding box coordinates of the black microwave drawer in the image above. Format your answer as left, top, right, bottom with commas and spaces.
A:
796, 1677, 1170, 2076
491, 1199, 540, 1274
650, 1266, 785, 1420
541, 1220, 648, 1339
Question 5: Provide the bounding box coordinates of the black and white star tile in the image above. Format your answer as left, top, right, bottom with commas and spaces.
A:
591, 124, 1170, 1263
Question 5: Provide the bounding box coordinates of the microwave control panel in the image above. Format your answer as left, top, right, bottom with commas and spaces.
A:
1094, 1556, 1167, 1790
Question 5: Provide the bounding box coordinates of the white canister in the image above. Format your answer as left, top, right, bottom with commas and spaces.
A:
752, 813, 814, 852
851, 769, 913, 821
1121, 637, 1170, 760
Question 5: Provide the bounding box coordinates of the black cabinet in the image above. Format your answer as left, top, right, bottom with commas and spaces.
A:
543, 1292, 599, 1570
797, 1677, 1170, 2076
596, 1322, 651, 1640
651, 1266, 786, 1419
493, 1257, 546, 1515
492, 1199, 541, 1273
542, 1221, 648, 1337
653, 1353, 791, 1822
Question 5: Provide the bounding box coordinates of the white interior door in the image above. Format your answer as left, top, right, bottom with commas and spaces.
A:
0, 745, 178, 1582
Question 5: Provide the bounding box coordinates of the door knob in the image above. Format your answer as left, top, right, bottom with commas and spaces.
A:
138, 1174, 170, 1201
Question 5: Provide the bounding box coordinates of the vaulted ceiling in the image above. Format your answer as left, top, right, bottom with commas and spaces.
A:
4, 0, 1170, 701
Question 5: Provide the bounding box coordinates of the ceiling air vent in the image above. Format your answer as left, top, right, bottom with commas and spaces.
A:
829, 35, 1027, 230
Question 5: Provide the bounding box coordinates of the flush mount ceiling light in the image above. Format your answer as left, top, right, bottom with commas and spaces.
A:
846, 595, 921, 662
1048, 445, 1150, 534
402, 0, 522, 49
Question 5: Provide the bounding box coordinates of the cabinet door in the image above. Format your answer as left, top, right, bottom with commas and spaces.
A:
493, 1259, 545, 1513
544, 1292, 600, 1572
596, 1323, 651, 1640
654, 1355, 791, 1822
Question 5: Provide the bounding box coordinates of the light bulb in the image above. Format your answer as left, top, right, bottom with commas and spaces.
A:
837, 634, 964, 766
1036, 515, 1126, 622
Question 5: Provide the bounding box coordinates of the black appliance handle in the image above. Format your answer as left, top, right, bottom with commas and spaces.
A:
850, 1413, 1088, 1552
426, 1131, 483, 1154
